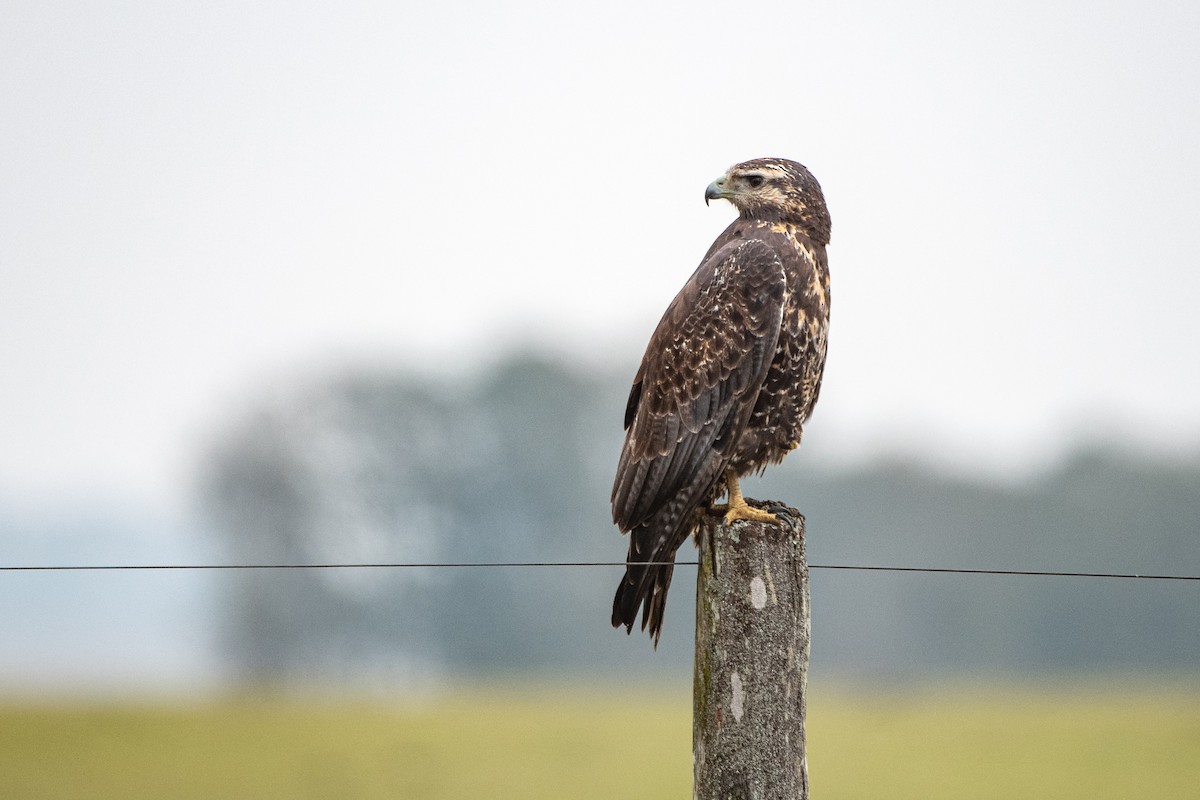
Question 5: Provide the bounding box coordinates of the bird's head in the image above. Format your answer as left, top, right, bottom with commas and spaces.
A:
705, 158, 831, 244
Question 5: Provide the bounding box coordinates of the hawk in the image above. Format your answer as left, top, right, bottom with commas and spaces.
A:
611, 157, 832, 644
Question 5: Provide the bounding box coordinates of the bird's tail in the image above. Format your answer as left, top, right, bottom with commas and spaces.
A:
611, 506, 697, 646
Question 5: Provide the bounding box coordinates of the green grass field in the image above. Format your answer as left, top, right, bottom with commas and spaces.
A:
1, 683, 1196, 799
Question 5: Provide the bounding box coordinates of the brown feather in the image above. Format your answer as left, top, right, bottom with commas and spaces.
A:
611, 158, 832, 644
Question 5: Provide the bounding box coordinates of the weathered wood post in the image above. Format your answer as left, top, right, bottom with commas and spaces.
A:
694, 502, 811, 799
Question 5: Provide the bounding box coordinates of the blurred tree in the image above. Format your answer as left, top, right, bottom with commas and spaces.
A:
200, 353, 661, 684
201, 352, 1200, 686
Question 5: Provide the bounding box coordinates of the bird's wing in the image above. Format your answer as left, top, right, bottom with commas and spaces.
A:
611, 238, 787, 531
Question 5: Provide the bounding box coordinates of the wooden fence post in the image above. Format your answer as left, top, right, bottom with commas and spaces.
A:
693, 503, 811, 799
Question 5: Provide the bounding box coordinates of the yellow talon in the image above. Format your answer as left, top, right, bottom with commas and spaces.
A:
719, 468, 778, 525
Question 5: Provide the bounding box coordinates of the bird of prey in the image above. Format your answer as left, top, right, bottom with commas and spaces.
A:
611, 157, 832, 645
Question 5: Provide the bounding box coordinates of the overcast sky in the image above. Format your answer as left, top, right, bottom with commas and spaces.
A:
3, 1, 1199, 512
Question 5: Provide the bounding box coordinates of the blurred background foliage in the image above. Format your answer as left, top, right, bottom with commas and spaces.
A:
194, 350, 1200, 687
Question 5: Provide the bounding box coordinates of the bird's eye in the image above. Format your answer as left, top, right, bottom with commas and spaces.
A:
745, 174, 765, 189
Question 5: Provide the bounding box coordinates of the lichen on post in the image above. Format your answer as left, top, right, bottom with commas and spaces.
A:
693, 502, 811, 799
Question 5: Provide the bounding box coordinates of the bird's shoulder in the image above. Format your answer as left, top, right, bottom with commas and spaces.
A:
708, 219, 828, 314
675, 224, 790, 318
625, 230, 789, 429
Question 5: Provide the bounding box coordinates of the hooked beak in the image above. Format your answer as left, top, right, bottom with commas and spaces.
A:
704, 178, 726, 206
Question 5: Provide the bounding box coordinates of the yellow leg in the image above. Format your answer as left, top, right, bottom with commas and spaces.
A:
720, 468, 778, 524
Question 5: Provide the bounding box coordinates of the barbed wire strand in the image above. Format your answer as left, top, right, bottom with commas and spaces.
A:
0, 562, 1197, 580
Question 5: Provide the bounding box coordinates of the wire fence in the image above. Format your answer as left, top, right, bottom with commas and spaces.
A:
1, 561, 1198, 580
